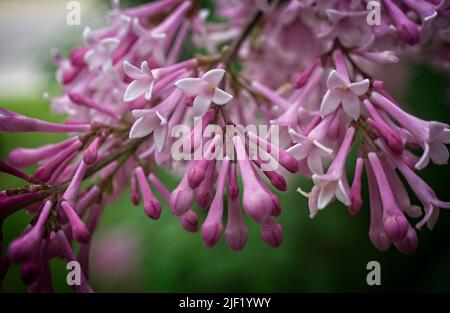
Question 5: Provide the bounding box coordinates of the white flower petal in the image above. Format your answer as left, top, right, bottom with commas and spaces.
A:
124, 79, 148, 102
212, 88, 233, 105
175, 78, 203, 95
101, 38, 120, 54
327, 70, 346, 89
287, 143, 311, 160
83, 26, 95, 46
154, 124, 169, 152
129, 115, 159, 138
317, 183, 335, 210
123, 61, 142, 79
202, 69, 225, 87
144, 81, 155, 101
140, 61, 153, 77
342, 93, 361, 120
415, 143, 431, 170
320, 90, 341, 117
84, 50, 102, 70
430, 143, 449, 165
132, 109, 155, 118
288, 128, 308, 143
335, 179, 351, 206
307, 151, 324, 174
193, 95, 212, 117
348, 79, 370, 96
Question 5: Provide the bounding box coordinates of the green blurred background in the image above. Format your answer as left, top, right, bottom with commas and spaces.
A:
1, 0, 450, 292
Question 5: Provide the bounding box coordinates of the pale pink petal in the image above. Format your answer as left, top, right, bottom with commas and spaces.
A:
175, 78, 203, 95
327, 70, 346, 89
202, 69, 225, 87
415, 143, 431, 170
342, 93, 360, 120
144, 81, 155, 101
140, 61, 153, 77
430, 143, 449, 165
287, 143, 311, 160
307, 152, 324, 175
348, 79, 370, 96
132, 109, 155, 118
335, 179, 351, 206
123, 61, 143, 79
124, 79, 148, 102
154, 124, 169, 152
317, 183, 336, 210
288, 128, 308, 143
129, 115, 159, 138
193, 95, 212, 117
212, 88, 233, 105
313, 140, 334, 156
84, 50, 102, 70
101, 38, 120, 54
320, 90, 341, 117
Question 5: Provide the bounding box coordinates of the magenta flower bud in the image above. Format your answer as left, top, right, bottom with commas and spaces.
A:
382, 0, 421, 45
228, 163, 240, 200
179, 210, 199, 233
8, 200, 52, 263
294, 58, 321, 89
130, 172, 140, 205
170, 171, 195, 216
366, 158, 392, 251
83, 135, 105, 165
75, 185, 100, 217
0, 192, 45, 219
368, 153, 409, 242
247, 131, 298, 173
270, 194, 282, 217
187, 159, 208, 189
0, 109, 90, 133
34, 139, 82, 183
201, 159, 230, 247
148, 173, 171, 202
196, 161, 216, 209
8, 137, 77, 168
349, 157, 364, 215
254, 158, 288, 192
135, 166, 161, 220
20, 260, 40, 285
69, 46, 89, 67
61, 201, 91, 243
364, 99, 404, 155
225, 196, 248, 251
61, 66, 83, 84
234, 136, 272, 223
251, 81, 290, 110
63, 160, 88, 206
393, 226, 418, 255
68, 92, 121, 119
0, 159, 40, 184
260, 218, 283, 248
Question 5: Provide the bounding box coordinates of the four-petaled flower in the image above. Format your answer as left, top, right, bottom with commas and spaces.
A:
175, 69, 233, 117
123, 60, 155, 102
320, 69, 370, 120
83, 27, 120, 72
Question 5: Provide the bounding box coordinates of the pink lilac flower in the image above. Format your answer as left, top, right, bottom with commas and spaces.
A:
1, 0, 450, 292
175, 69, 234, 117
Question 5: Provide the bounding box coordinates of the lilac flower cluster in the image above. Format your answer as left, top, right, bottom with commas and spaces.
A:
0, 0, 449, 292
